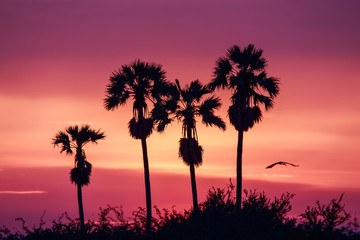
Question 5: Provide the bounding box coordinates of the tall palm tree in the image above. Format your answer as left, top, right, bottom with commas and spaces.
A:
210, 44, 280, 208
169, 79, 225, 212
104, 60, 170, 234
52, 125, 105, 232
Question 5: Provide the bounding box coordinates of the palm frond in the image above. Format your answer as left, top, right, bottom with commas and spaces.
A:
198, 96, 226, 130
89, 129, 106, 143
252, 91, 274, 110
201, 112, 226, 130
52, 131, 72, 154
247, 44, 267, 71
210, 57, 232, 90
229, 74, 245, 89
121, 65, 135, 85
188, 80, 210, 102
199, 96, 222, 111
263, 77, 280, 98
151, 103, 172, 132
227, 45, 242, 65
151, 78, 173, 102
104, 71, 131, 110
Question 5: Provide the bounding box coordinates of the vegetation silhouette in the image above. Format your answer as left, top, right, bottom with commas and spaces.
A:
210, 44, 280, 208
104, 60, 173, 235
52, 125, 105, 232
160, 79, 226, 212
1, 184, 358, 240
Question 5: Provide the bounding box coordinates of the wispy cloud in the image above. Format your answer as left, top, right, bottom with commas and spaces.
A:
0, 191, 47, 194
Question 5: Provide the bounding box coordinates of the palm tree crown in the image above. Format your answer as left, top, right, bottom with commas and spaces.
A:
52, 125, 105, 186
210, 44, 279, 131
174, 79, 226, 166
104, 59, 171, 138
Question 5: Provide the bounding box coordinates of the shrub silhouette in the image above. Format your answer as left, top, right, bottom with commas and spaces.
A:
1, 185, 359, 240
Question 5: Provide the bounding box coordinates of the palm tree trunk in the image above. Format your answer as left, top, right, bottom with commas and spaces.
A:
236, 129, 244, 209
189, 162, 199, 212
187, 126, 199, 212
141, 137, 152, 236
77, 184, 85, 232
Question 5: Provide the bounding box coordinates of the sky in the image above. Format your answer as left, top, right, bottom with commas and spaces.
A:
1, 0, 360, 229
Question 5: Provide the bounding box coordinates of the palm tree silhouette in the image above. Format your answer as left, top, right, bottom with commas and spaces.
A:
172, 79, 225, 212
52, 125, 105, 232
104, 60, 171, 234
210, 44, 280, 208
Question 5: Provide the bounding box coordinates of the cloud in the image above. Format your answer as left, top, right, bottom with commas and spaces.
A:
0, 191, 47, 194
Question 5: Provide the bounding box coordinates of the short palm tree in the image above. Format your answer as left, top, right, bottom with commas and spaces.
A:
171, 79, 225, 212
210, 44, 279, 208
52, 125, 105, 232
104, 60, 171, 234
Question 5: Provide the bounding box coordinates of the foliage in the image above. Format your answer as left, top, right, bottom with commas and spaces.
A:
298, 193, 358, 240
1, 185, 359, 240
178, 138, 203, 166
210, 44, 280, 132
104, 59, 172, 137
52, 125, 105, 187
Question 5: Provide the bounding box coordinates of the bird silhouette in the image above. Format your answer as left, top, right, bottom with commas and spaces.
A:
265, 161, 299, 169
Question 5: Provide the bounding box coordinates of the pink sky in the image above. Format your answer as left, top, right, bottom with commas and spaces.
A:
1, 0, 360, 228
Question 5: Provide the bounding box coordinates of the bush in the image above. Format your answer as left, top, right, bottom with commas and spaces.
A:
1, 185, 359, 240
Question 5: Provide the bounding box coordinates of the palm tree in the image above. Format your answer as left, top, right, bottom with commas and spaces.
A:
104, 60, 171, 234
52, 125, 105, 232
210, 44, 280, 208
171, 79, 225, 212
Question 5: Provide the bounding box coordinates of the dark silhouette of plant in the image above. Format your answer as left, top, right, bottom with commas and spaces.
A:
1, 186, 359, 240
299, 193, 353, 239
104, 59, 172, 235
158, 79, 226, 212
210, 44, 280, 208
52, 125, 105, 232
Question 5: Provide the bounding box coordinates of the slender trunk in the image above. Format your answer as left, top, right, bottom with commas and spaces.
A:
187, 126, 199, 212
189, 163, 199, 212
141, 137, 152, 236
236, 130, 244, 210
77, 184, 85, 233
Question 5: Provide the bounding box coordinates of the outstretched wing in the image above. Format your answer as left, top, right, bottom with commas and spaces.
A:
265, 162, 279, 169
283, 162, 299, 167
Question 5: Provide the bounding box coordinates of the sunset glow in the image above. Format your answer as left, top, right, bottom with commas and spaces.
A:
1, 0, 359, 229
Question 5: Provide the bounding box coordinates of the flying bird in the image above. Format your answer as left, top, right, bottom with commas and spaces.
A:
265, 161, 299, 169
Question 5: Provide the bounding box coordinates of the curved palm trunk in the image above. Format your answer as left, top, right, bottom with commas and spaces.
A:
77, 184, 85, 232
187, 127, 199, 212
141, 137, 152, 235
236, 130, 244, 209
